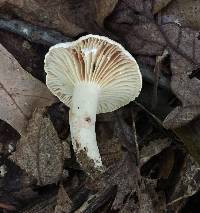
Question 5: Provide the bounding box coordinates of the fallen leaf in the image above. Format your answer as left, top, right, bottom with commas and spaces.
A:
0, 44, 56, 135
161, 0, 200, 30
0, 0, 23, 7
55, 184, 72, 213
95, 154, 140, 211
96, 121, 122, 168
139, 178, 166, 213
95, 0, 118, 27
0, 0, 118, 36
10, 107, 71, 186
0, 202, 16, 211
0, 0, 84, 37
152, 0, 173, 14
163, 47, 200, 129
173, 118, 200, 165
107, 1, 166, 56
107, 0, 200, 128
167, 154, 200, 210
140, 138, 171, 166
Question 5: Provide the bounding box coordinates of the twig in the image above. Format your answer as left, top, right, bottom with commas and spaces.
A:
131, 110, 140, 166
167, 194, 191, 206
134, 102, 163, 126
75, 185, 117, 213
0, 202, 16, 211
0, 18, 171, 91
139, 63, 170, 92
0, 19, 72, 45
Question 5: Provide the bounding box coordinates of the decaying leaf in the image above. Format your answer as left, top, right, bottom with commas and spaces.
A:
0, 0, 118, 36
10, 107, 71, 186
0, 0, 23, 7
152, 0, 173, 14
2, 0, 200, 212
96, 121, 122, 168
95, 0, 118, 27
163, 50, 200, 129
55, 184, 72, 213
139, 178, 166, 213
140, 138, 171, 166
173, 118, 200, 165
161, 0, 200, 30
107, 1, 166, 56
92, 154, 166, 212
0, 0, 84, 37
0, 44, 56, 135
167, 154, 200, 210
93, 154, 140, 211
108, 0, 200, 128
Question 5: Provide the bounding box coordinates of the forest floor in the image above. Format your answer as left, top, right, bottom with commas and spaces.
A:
0, 0, 200, 212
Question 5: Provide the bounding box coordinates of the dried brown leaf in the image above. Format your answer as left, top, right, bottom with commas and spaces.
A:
162, 38, 200, 128
0, 0, 84, 37
152, 0, 173, 14
0, 0, 23, 7
98, 155, 140, 211
140, 138, 171, 166
155, 7, 200, 128
95, 0, 118, 27
108, 2, 166, 56
96, 121, 122, 168
0, 44, 56, 135
0, 0, 118, 36
173, 118, 200, 165
55, 184, 72, 213
108, 0, 200, 128
10, 107, 70, 186
139, 178, 166, 213
167, 155, 200, 209
161, 0, 200, 30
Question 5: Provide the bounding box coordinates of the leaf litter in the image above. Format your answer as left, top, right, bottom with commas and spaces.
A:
0, 44, 56, 135
9, 107, 70, 186
1, 0, 200, 212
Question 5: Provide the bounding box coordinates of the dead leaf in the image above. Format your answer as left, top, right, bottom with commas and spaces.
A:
173, 118, 200, 165
95, 0, 118, 27
10, 107, 71, 186
152, 0, 173, 14
96, 121, 122, 168
161, 0, 200, 30
55, 184, 72, 213
107, 2, 166, 56
0, 0, 23, 7
0, 0, 84, 37
95, 155, 140, 211
163, 49, 200, 128
0, 44, 56, 135
139, 178, 166, 213
108, 0, 200, 128
154, 8, 200, 128
167, 154, 200, 209
140, 138, 171, 166
0, 203, 16, 211
0, 0, 118, 37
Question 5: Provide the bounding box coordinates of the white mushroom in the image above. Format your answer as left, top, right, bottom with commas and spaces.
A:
44, 34, 142, 176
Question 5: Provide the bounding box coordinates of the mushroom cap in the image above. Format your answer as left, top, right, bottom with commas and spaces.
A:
44, 34, 142, 113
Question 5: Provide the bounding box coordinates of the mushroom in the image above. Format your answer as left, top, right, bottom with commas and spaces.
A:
44, 34, 142, 176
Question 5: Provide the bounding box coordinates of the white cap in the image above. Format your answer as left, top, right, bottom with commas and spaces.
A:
44, 34, 142, 113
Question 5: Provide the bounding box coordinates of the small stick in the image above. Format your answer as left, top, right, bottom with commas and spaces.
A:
0, 18, 171, 92
0, 19, 72, 45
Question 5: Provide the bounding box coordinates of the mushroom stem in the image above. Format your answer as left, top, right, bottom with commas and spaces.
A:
69, 82, 103, 173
